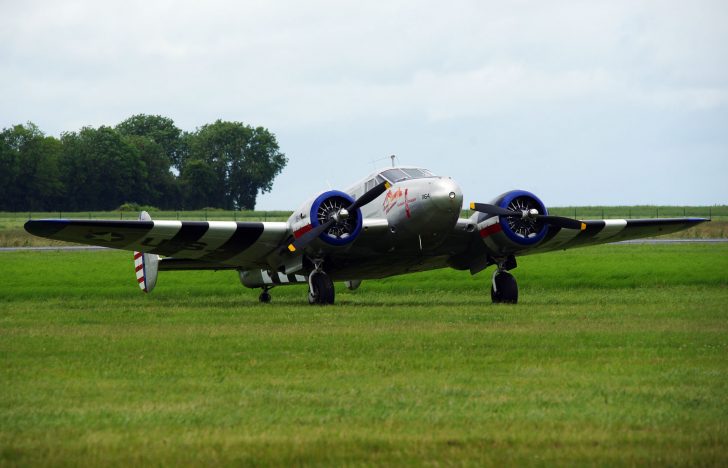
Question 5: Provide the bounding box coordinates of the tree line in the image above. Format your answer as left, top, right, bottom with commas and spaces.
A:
0, 115, 288, 211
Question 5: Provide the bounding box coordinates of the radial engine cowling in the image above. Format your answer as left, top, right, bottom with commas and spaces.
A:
473, 190, 550, 254
289, 190, 364, 249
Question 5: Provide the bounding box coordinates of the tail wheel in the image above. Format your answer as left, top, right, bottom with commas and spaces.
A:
308, 272, 335, 305
491, 271, 518, 304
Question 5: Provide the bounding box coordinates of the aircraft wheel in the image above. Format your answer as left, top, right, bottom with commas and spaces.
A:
491, 271, 518, 304
259, 291, 272, 303
308, 272, 335, 305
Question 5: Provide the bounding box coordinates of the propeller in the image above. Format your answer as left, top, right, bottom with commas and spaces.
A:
288, 181, 391, 252
469, 202, 586, 231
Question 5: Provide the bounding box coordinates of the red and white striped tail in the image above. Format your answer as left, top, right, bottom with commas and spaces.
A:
134, 211, 159, 293
134, 251, 149, 292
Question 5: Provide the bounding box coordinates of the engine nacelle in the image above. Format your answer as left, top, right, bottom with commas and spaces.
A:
289, 190, 363, 249
472, 190, 550, 254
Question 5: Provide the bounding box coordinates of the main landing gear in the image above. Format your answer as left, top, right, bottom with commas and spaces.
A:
256, 259, 335, 305
308, 260, 335, 305
491, 257, 518, 304
491, 270, 518, 304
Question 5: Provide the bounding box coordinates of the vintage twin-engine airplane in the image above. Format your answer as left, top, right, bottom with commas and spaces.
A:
25, 166, 707, 304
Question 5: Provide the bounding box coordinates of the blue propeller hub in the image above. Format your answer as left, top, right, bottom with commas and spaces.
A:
310, 190, 363, 246
496, 190, 549, 246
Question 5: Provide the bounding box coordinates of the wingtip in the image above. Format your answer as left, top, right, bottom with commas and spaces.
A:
469, 202, 475, 210
287, 244, 296, 252
24, 219, 67, 238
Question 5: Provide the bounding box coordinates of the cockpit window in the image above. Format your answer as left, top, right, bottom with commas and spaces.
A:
379, 168, 434, 183
380, 169, 409, 183
364, 175, 385, 192
402, 168, 433, 178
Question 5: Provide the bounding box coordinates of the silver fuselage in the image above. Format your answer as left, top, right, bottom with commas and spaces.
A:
307, 168, 466, 280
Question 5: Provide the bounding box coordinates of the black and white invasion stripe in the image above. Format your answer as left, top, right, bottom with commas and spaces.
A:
528, 218, 707, 254
24, 219, 290, 267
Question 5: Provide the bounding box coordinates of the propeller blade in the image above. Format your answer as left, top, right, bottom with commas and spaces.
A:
469, 202, 520, 217
287, 219, 335, 252
287, 181, 392, 252
539, 215, 586, 230
348, 180, 391, 211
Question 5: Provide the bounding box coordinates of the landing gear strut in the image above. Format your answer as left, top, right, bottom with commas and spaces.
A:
491, 257, 518, 304
308, 260, 335, 305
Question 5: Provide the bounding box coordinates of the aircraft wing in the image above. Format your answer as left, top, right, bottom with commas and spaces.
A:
456, 216, 708, 274
24, 219, 290, 269
473, 216, 708, 258
524, 217, 707, 254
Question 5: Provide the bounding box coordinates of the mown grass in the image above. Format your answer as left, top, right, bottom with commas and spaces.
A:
1, 245, 727, 466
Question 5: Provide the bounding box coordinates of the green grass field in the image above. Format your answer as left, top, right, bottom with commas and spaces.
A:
1, 244, 728, 465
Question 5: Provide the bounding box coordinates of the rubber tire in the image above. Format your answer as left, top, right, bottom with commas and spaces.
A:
259, 291, 271, 303
491, 271, 518, 304
308, 272, 335, 305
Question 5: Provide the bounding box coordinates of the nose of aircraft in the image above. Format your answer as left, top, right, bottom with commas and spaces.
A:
430, 177, 463, 214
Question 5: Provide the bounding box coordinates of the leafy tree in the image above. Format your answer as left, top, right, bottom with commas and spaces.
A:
116, 114, 183, 169
123, 135, 179, 209
0, 123, 63, 211
179, 159, 219, 209
0, 116, 287, 211
59, 126, 147, 210
0, 130, 20, 211
182, 120, 287, 209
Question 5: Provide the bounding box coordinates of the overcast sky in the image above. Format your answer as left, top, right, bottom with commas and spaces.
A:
2, 0, 726, 209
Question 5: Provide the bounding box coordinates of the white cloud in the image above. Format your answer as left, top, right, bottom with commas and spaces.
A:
1, 0, 727, 207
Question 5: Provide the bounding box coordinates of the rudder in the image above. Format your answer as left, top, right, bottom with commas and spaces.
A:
133, 211, 159, 293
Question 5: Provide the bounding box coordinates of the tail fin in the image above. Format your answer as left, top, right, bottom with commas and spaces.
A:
133, 211, 159, 293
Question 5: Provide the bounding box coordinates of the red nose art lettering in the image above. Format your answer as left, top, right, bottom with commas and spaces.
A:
399, 188, 416, 219
383, 188, 402, 214
383, 188, 417, 218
